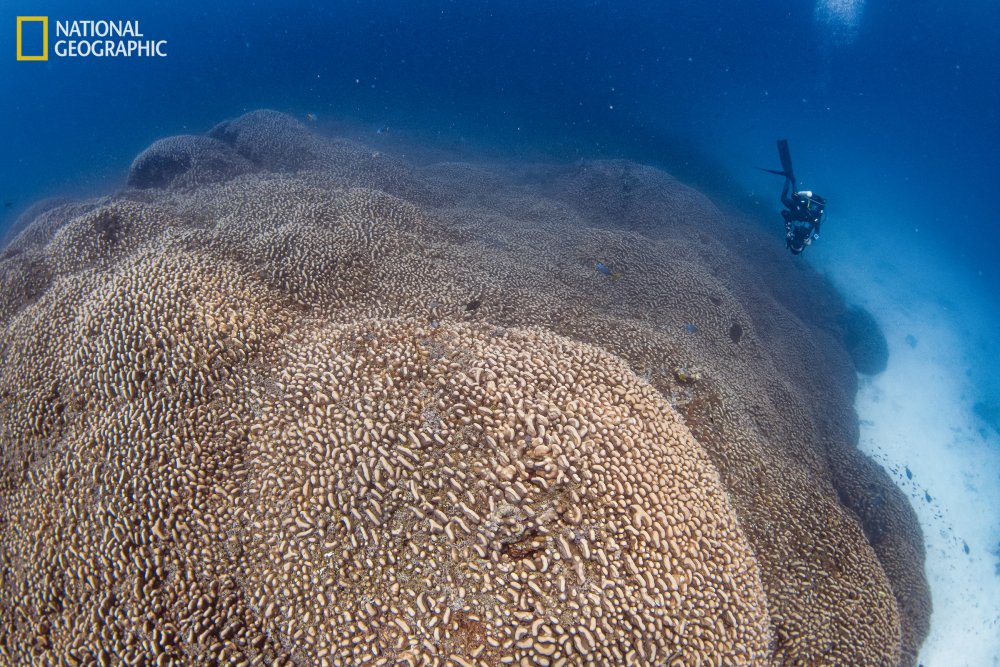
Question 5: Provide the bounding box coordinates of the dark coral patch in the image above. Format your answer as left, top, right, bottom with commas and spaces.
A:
841, 306, 890, 375
730, 321, 743, 344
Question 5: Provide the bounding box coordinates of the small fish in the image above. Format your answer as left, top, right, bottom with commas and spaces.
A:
963, 541, 970, 555
2, 201, 11, 208
465, 299, 481, 312
905, 466, 912, 480
524, 434, 532, 446
307, 113, 318, 122
924, 490, 932, 503
428, 301, 439, 309
685, 324, 698, 333
430, 319, 440, 329
596, 263, 621, 279
377, 126, 389, 134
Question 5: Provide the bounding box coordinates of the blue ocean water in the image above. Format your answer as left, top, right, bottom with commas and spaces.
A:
3, 0, 999, 662
5, 0, 997, 386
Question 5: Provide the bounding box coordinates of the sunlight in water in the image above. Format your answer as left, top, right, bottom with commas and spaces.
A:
815, 0, 865, 44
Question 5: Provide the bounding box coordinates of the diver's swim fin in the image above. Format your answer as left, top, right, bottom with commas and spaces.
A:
777, 139, 795, 183
755, 139, 796, 186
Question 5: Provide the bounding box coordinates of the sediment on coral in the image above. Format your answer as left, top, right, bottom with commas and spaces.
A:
0, 109, 929, 667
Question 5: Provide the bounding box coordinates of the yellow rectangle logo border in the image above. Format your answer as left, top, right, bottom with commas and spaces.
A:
17, 16, 48, 61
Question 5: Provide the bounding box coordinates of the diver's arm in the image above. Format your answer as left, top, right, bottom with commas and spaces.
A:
814, 209, 824, 235
780, 178, 795, 208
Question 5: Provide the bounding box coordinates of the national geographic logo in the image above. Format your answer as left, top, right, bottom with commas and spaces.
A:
16, 17, 167, 60
15, 16, 45, 60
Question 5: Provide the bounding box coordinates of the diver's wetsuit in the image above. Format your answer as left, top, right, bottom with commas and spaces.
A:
780, 178, 826, 255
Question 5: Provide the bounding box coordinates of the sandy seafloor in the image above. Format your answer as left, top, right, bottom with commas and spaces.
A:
809, 223, 1000, 666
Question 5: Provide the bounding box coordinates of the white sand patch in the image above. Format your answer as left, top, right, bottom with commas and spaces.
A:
809, 226, 1000, 666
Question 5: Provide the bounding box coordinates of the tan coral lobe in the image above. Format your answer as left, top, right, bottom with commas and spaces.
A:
239, 320, 771, 665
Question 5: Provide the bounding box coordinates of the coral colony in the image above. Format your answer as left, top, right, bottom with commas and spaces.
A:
0, 111, 924, 666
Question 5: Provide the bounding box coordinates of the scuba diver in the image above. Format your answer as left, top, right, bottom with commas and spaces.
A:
781, 181, 826, 255
757, 140, 827, 255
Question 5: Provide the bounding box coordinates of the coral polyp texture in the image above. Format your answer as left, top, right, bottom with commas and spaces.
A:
242, 321, 770, 666
126, 136, 253, 190
0, 110, 928, 667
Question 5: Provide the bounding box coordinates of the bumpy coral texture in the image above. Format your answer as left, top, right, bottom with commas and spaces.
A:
0, 110, 929, 667
243, 320, 772, 665
126, 136, 253, 190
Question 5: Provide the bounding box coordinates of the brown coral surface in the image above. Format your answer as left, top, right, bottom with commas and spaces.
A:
0, 110, 929, 667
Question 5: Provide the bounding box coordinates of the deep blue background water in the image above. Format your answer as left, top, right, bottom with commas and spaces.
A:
2, 0, 998, 398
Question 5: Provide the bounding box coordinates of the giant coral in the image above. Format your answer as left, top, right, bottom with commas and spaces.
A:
0, 110, 929, 667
